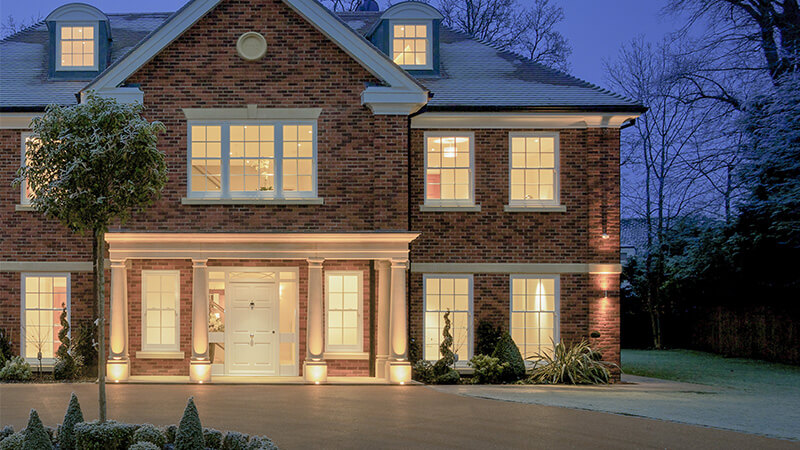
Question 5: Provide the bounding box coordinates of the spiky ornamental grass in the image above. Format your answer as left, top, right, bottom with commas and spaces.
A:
175, 397, 204, 450
528, 340, 617, 385
22, 409, 52, 450
58, 393, 84, 450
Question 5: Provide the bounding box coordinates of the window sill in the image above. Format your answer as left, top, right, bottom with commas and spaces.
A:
135, 351, 185, 360
419, 204, 481, 212
504, 205, 567, 213
322, 351, 370, 360
15, 204, 34, 211
181, 197, 324, 206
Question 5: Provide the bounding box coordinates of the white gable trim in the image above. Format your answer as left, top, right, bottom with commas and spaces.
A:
82, 0, 428, 115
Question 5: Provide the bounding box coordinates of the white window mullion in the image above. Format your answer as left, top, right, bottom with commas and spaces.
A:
275, 123, 284, 198
221, 124, 231, 198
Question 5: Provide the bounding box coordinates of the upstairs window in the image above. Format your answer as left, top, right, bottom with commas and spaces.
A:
391, 23, 431, 68
424, 132, 474, 206
188, 122, 317, 199
20, 133, 39, 205
509, 133, 559, 206
57, 24, 97, 70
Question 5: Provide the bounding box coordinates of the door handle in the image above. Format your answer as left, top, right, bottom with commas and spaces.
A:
249, 300, 255, 310
250, 332, 255, 346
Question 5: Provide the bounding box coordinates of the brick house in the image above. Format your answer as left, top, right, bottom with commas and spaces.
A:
0, 0, 644, 383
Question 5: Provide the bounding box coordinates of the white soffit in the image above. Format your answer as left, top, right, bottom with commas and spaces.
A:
0, 113, 38, 129
411, 112, 643, 129
81, 0, 428, 114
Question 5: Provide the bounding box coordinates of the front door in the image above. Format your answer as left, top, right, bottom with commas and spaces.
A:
226, 282, 279, 375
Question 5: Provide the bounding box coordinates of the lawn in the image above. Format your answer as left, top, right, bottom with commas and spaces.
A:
621, 348, 800, 391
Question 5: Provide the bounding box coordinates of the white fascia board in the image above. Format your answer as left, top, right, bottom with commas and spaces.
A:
84, 87, 144, 104
81, 0, 223, 92
362, 87, 428, 114
380, 2, 444, 20
411, 112, 643, 129
0, 113, 38, 129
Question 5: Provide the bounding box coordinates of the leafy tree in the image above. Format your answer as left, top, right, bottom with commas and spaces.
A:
15, 93, 167, 421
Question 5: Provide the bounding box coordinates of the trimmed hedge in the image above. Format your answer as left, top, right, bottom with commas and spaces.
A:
492, 332, 526, 382
131, 424, 164, 448
74, 421, 137, 450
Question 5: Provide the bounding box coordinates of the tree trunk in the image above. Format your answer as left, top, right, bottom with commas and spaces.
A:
95, 228, 107, 422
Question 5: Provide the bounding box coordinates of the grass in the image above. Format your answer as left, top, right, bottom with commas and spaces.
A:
621, 348, 800, 391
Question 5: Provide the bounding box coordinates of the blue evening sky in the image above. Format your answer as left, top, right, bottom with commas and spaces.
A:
0, 0, 680, 89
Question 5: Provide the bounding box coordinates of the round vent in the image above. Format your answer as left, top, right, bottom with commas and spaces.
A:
236, 32, 268, 61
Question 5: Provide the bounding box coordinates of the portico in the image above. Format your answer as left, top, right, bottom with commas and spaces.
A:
104, 232, 417, 384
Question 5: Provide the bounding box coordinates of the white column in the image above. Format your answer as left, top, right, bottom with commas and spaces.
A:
190, 259, 211, 383
106, 259, 129, 382
388, 258, 411, 383
375, 260, 391, 378
304, 258, 327, 383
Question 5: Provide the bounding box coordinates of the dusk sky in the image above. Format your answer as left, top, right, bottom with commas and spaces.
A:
0, 0, 680, 90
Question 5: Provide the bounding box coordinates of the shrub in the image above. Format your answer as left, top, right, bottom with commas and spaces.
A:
129, 443, 159, 450
58, 393, 84, 450
475, 320, 503, 357
53, 306, 77, 380
469, 354, 508, 384
411, 360, 434, 383
0, 426, 14, 441
223, 431, 249, 450
72, 323, 97, 377
248, 435, 278, 450
162, 424, 177, 444
0, 328, 12, 366
0, 356, 32, 381
0, 433, 23, 450
175, 397, 204, 450
431, 311, 460, 384
74, 421, 137, 450
528, 340, 615, 385
492, 332, 526, 382
22, 409, 52, 450
132, 424, 164, 448
204, 427, 223, 449
434, 369, 460, 385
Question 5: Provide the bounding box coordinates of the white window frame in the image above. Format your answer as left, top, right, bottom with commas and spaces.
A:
389, 20, 433, 70
20, 132, 32, 205
508, 132, 561, 208
324, 271, 364, 353
141, 270, 181, 353
423, 131, 475, 208
186, 120, 318, 200
20, 273, 71, 365
509, 274, 560, 363
422, 274, 473, 365
56, 22, 99, 71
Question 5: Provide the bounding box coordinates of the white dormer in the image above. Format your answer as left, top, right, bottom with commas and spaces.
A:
377, 2, 443, 72
45, 3, 110, 77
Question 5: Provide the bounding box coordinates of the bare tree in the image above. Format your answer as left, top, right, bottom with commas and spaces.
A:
437, 0, 571, 71
326, 0, 364, 12
1, 14, 43, 39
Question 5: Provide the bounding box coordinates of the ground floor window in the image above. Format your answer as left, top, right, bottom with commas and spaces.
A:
510, 275, 559, 360
423, 275, 472, 363
325, 272, 363, 352
21, 273, 70, 361
141, 270, 180, 352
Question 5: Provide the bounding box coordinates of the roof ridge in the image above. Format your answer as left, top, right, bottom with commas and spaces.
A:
106, 12, 175, 17
1, 19, 46, 44
440, 24, 641, 106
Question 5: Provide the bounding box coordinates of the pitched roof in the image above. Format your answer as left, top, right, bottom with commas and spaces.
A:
1, 6, 644, 112
0, 13, 171, 110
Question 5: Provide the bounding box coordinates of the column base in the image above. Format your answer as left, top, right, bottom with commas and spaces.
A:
375, 355, 389, 379
303, 360, 328, 384
388, 360, 412, 384
106, 359, 130, 382
189, 359, 212, 383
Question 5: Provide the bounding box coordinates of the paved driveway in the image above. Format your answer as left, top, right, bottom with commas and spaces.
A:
0, 383, 794, 449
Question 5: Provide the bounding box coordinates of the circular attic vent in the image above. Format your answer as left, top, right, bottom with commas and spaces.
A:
236, 32, 268, 61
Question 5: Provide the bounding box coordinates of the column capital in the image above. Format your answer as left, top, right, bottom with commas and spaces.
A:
306, 257, 325, 268
192, 259, 208, 268
390, 258, 409, 270
109, 259, 127, 269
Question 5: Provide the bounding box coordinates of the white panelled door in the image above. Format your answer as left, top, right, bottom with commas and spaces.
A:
226, 282, 279, 375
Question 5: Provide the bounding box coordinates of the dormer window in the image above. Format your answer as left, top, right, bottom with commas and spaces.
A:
57, 24, 97, 70
391, 22, 430, 68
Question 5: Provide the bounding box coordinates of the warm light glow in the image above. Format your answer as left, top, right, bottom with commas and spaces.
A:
60, 25, 95, 67
190, 360, 212, 383
392, 24, 428, 66
389, 362, 412, 384
315, 381, 320, 385
601, 233, 610, 239
304, 362, 328, 384
107, 360, 130, 382
424, 276, 470, 361
510, 135, 557, 203
426, 136, 471, 201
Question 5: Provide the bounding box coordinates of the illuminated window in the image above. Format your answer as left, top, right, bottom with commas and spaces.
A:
424, 275, 471, 363
425, 133, 473, 205
142, 271, 180, 352
20, 133, 40, 205
325, 272, 363, 352
509, 133, 559, 206
22, 274, 70, 362
188, 122, 317, 199
58, 24, 96, 69
510, 275, 559, 360
392, 23, 430, 68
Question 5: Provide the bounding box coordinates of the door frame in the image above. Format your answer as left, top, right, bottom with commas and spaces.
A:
208, 266, 299, 376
